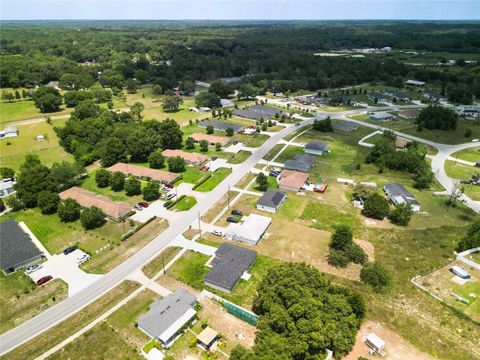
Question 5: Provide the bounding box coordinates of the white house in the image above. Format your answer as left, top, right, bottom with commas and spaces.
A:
0, 179, 16, 198
220, 99, 235, 108
256, 190, 287, 213
0, 126, 18, 140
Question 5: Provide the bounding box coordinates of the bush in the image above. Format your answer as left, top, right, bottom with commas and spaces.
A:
199, 140, 209, 152
0, 199, 4, 212
388, 203, 413, 226
206, 124, 214, 134
345, 243, 368, 265
80, 206, 106, 230
361, 193, 389, 220
255, 172, 268, 191
327, 249, 350, 268
456, 219, 480, 252
329, 224, 353, 250
58, 198, 81, 222
148, 150, 165, 169
37, 191, 60, 214
125, 177, 142, 196
95, 169, 111, 188
110, 171, 125, 191
6, 196, 24, 212
142, 181, 160, 201
226, 127, 234, 137
360, 262, 391, 291
167, 156, 186, 173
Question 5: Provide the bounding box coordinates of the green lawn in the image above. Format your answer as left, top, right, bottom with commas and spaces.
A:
0, 100, 72, 125
142, 246, 182, 278
166, 250, 210, 290
195, 168, 232, 192
300, 201, 361, 232
274, 145, 304, 163
228, 150, 251, 164
0, 119, 74, 170
175, 195, 197, 211
444, 160, 477, 180
263, 144, 284, 161
177, 166, 204, 184
451, 147, 480, 163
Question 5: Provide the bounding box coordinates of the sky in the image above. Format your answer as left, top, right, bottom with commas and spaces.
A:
1, 0, 479, 21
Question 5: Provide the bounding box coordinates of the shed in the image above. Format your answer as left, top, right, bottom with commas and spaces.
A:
197, 327, 219, 350
365, 333, 385, 353
406, 79, 426, 87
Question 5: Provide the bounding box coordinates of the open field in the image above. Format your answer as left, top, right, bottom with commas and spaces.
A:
195, 168, 232, 192
0, 100, 71, 125
227, 150, 251, 164
0, 118, 74, 170
452, 147, 480, 163
3, 281, 141, 360
141, 246, 182, 278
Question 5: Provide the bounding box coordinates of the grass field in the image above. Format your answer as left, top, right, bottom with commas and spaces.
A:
451, 147, 480, 163
195, 168, 232, 192
0, 119, 74, 170
0, 100, 72, 125
228, 150, 251, 164
166, 250, 210, 290
142, 246, 182, 278
175, 195, 197, 211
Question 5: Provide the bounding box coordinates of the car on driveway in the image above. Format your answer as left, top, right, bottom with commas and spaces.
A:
37, 275, 53, 286
212, 229, 223, 236
231, 209, 243, 216
26, 264, 42, 274
295, 122, 301, 126
76, 254, 91, 265
269, 170, 280, 177
138, 201, 149, 208
63, 246, 78, 255
134, 204, 144, 211
165, 183, 174, 189
165, 193, 176, 200
163, 201, 172, 208
226, 217, 239, 223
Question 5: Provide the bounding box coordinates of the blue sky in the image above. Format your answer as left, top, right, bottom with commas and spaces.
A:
1, 0, 479, 20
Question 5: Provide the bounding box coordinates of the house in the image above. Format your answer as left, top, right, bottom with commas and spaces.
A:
107, 163, 178, 184
197, 327, 219, 350
395, 137, 412, 149
220, 99, 235, 108
304, 141, 329, 155
397, 109, 421, 119
333, 121, 358, 132
367, 92, 388, 103
256, 189, 287, 213
59, 187, 132, 221
370, 112, 395, 121
0, 179, 16, 198
384, 90, 411, 102
0, 126, 18, 140
405, 79, 426, 87
456, 107, 480, 119
383, 183, 420, 212
220, 76, 243, 84
234, 105, 282, 120
136, 289, 197, 348
199, 120, 244, 133
365, 333, 385, 354
162, 149, 207, 166
204, 243, 257, 293
199, 106, 211, 112
191, 133, 230, 146
423, 91, 442, 102
278, 170, 309, 192
224, 213, 272, 245
284, 154, 315, 173
45, 80, 60, 89
0, 219, 43, 274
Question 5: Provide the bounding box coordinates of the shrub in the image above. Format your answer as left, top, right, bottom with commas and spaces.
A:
360, 262, 391, 291
388, 203, 413, 226
148, 150, 165, 169
95, 168, 111, 188
142, 181, 160, 201
58, 198, 81, 222
37, 191, 60, 215
125, 177, 142, 196
345, 243, 368, 265
80, 206, 106, 230
327, 249, 350, 268
329, 224, 353, 250
361, 193, 389, 220
167, 156, 186, 173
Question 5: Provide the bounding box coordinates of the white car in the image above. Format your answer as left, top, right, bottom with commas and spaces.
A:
212, 229, 223, 236
26, 264, 42, 274
472, 139, 480, 142
165, 193, 176, 200
76, 254, 91, 264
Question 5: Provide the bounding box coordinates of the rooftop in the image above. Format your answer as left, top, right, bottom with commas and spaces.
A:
257, 189, 287, 208
384, 183, 419, 206
107, 163, 177, 183
406, 79, 426, 86
305, 141, 329, 152
191, 133, 230, 146
370, 111, 394, 119
225, 213, 272, 244
197, 327, 218, 346
284, 153, 315, 173
162, 149, 207, 164
278, 169, 309, 190
199, 120, 243, 132
333, 121, 358, 131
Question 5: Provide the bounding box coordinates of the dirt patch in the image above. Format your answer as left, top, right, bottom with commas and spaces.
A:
345, 320, 436, 360
363, 217, 397, 229
156, 274, 202, 297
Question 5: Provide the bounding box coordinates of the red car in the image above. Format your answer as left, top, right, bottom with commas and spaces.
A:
37, 275, 53, 286
138, 201, 149, 208
165, 183, 174, 189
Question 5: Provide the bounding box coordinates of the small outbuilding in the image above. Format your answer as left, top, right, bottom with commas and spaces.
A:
0, 179, 16, 198
406, 79, 426, 87
197, 327, 219, 350
0, 126, 18, 140
256, 189, 287, 213
365, 333, 385, 354
451, 266, 471, 279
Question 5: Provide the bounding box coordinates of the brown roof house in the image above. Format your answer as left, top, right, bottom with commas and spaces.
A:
278, 170, 309, 192
191, 133, 230, 146
107, 163, 178, 183
59, 187, 131, 221
162, 149, 207, 165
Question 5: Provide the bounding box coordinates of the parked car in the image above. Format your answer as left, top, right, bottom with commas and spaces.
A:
295, 122, 301, 126
138, 201, 149, 208
473, 139, 480, 142
26, 264, 42, 274
233, 140, 238, 145
165, 183, 174, 189
200, 166, 209, 171
165, 193, 176, 200
211, 157, 218, 161
134, 204, 144, 211
269, 171, 280, 177
231, 209, 243, 216
37, 275, 53, 286
163, 201, 172, 208
212, 229, 223, 236
76, 254, 91, 264
63, 246, 78, 255
226, 217, 239, 223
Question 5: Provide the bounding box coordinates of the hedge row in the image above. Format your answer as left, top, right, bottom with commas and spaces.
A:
192, 174, 212, 190
121, 215, 157, 241
167, 195, 186, 209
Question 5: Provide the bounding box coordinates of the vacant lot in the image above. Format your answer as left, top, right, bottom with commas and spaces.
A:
196, 168, 232, 192
0, 100, 71, 125
452, 147, 480, 163
174, 195, 198, 211
142, 246, 182, 278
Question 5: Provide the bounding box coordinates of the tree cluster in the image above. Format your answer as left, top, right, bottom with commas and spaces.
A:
415, 105, 458, 131
456, 219, 480, 252
328, 225, 367, 268
313, 117, 333, 132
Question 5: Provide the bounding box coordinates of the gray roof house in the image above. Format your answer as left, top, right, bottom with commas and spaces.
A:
370, 112, 395, 121
136, 289, 197, 348
234, 105, 282, 120
367, 92, 389, 102
0, 219, 43, 274
383, 183, 421, 212
0, 179, 16, 198
256, 189, 287, 213
304, 141, 329, 155
406, 79, 426, 87
198, 120, 243, 133
284, 154, 315, 173
220, 98, 235, 108
333, 121, 358, 132
204, 243, 257, 293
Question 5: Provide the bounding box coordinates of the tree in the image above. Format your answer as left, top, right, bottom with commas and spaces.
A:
328, 224, 367, 267
465, 128, 473, 138
37, 191, 60, 215
330, 224, 353, 250
313, 116, 333, 132
6, 196, 24, 212
148, 150, 165, 169
50, 161, 83, 191
362, 193, 389, 220
255, 172, 268, 191
2, 91, 14, 102
142, 181, 160, 201
14, 90, 21, 100
415, 105, 458, 131
360, 262, 391, 291
130, 102, 145, 122
161, 95, 183, 112
32, 87, 62, 113
80, 206, 107, 230
215, 142, 222, 152
125, 177, 142, 196
199, 140, 209, 152
100, 137, 128, 167
58, 198, 81, 222
159, 119, 183, 149
456, 219, 480, 252
167, 156, 186, 173
238, 83, 258, 99
446, 83, 473, 105
110, 171, 125, 191
95, 168, 111, 188
352, 184, 375, 200
125, 78, 138, 94
388, 203, 413, 226
152, 84, 163, 97
225, 127, 234, 137
0, 167, 15, 179
327, 248, 350, 268
185, 136, 195, 149
195, 92, 221, 108
206, 125, 214, 134
209, 81, 232, 98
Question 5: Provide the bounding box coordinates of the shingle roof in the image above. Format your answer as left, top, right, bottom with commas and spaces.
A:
256, 189, 286, 208
0, 219, 42, 273
205, 243, 257, 292
384, 183, 419, 206
107, 163, 178, 183
278, 170, 309, 190
305, 141, 329, 152
234, 105, 282, 120
161, 149, 207, 164
199, 120, 243, 132
191, 133, 230, 146
333, 121, 358, 131
284, 154, 315, 173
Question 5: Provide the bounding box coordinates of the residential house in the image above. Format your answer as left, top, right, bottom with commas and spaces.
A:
304, 141, 329, 155
0, 179, 16, 198
384, 183, 421, 212
0, 219, 43, 274
405, 79, 426, 87
220, 99, 235, 108
256, 189, 287, 213
162, 149, 207, 166
284, 154, 315, 173
220, 76, 244, 84
198, 120, 244, 133
384, 90, 411, 102
59, 187, 132, 221
0, 126, 18, 140
370, 112, 395, 121
423, 91, 442, 102
191, 133, 230, 146
107, 163, 178, 184
204, 243, 257, 293
367, 92, 389, 103
456, 107, 480, 119
136, 289, 197, 348
234, 104, 282, 121
333, 121, 358, 132
224, 213, 272, 245
278, 170, 309, 192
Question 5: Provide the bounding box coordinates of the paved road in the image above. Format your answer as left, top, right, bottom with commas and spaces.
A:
0, 119, 313, 356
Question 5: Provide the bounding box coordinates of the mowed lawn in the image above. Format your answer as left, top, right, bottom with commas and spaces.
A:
451, 147, 480, 163
174, 195, 197, 211
0, 100, 72, 125
0, 119, 74, 170
195, 167, 232, 191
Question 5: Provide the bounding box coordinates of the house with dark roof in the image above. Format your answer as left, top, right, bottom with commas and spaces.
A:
136, 289, 197, 348
367, 92, 389, 103
384, 90, 411, 102
0, 220, 43, 274
423, 91, 442, 102
234, 105, 282, 120
304, 141, 329, 155
284, 154, 315, 173
333, 121, 358, 132
198, 120, 243, 133
370, 112, 395, 121
204, 243, 257, 293
256, 189, 287, 213
384, 183, 420, 212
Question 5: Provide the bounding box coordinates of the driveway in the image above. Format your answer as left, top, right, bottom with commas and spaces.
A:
130, 200, 185, 223
28, 250, 103, 297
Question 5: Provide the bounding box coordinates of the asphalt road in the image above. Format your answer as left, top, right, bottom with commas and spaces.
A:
0, 118, 314, 356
